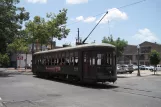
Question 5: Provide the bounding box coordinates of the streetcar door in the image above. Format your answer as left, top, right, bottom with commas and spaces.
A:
83, 52, 96, 79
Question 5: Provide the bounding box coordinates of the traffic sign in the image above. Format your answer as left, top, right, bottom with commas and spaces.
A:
17, 56, 23, 60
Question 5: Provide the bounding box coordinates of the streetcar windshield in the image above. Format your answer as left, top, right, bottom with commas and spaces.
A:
96, 53, 115, 66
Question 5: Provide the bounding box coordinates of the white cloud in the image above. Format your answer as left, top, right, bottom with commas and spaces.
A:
84, 17, 96, 23
97, 8, 128, 24
132, 28, 158, 43
76, 16, 84, 21
26, 0, 47, 3
75, 16, 96, 23
66, 0, 88, 4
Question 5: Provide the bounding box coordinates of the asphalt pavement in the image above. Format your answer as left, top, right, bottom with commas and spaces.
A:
0, 69, 161, 107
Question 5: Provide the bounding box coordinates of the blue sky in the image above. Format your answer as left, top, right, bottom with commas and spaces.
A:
18, 0, 161, 46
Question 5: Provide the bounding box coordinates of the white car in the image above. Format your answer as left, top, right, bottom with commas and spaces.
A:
132, 65, 138, 70
157, 65, 161, 71
117, 64, 134, 74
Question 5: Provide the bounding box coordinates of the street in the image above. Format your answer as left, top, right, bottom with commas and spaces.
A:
0, 70, 161, 107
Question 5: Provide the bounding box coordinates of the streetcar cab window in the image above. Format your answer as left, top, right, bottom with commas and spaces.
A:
97, 53, 106, 65
96, 53, 113, 66
107, 53, 112, 65
113, 52, 116, 66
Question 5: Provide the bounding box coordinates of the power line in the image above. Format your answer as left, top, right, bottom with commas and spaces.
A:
62, 0, 146, 27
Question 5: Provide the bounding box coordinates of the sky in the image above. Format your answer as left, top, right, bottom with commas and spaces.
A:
18, 0, 161, 46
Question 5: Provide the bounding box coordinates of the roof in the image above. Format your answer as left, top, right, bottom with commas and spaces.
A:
123, 45, 137, 55
140, 41, 161, 46
34, 43, 115, 55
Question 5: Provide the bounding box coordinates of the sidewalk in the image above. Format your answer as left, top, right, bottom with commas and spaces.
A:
117, 70, 161, 78
0, 68, 32, 76
7, 68, 31, 72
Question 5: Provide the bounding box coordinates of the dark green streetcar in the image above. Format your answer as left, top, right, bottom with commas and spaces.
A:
32, 43, 117, 83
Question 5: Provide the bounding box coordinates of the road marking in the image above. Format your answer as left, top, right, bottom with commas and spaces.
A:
0, 97, 1, 101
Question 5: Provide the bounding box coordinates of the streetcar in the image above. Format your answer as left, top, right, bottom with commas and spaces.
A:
32, 43, 117, 83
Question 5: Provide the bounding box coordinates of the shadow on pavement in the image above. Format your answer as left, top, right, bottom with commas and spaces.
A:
0, 71, 14, 77
151, 74, 161, 76
33, 75, 119, 89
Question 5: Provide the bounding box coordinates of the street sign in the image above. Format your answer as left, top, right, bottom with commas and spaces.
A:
17, 56, 23, 60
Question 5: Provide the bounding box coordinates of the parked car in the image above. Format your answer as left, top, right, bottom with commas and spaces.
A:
117, 66, 125, 74
157, 65, 161, 71
149, 66, 154, 71
117, 64, 134, 74
139, 65, 147, 70
132, 65, 138, 70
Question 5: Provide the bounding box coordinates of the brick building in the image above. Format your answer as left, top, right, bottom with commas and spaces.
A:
118, 41, 161, 65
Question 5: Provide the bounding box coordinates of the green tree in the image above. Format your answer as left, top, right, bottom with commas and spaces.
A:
149, 50, 161, 75
7, 38, 29, 68
46, 8, 70, 49
102, 35, 128, 58
0, 0, 29, 54
25, 9, 70, 51
25, 16, 49, 51
0, 53, 10, 67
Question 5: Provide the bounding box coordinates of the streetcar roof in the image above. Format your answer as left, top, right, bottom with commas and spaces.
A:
34, 43, 115, 55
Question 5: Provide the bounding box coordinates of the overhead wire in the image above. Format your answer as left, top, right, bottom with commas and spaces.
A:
62, 0, 146, 27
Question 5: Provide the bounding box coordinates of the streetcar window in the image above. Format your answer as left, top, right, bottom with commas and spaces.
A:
54, 59, 57, 65
101, 53, 106, 65
70, 52, 74, 65
92, 58, 95, 65
114, 55, 116, 65
52, 57, 54, 65
57, 58, 59, 65
62, 58, 65, 65
46, 56, 49, 65
107, 53, 112, 65
47, 56, 49, 65
97, 54, 101, 65
55, 59, 57, 65
58, 58, 61, 65
65, 58, 70, 65
110, 54, 112, 65
74, 52, 78, 66
75, 57, 78, 66
65, 52, 69, 65
84, 53, 87, 62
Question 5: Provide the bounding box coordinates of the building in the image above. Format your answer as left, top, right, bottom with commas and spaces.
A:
9, 41, 62, 68
118, 41, 161, 65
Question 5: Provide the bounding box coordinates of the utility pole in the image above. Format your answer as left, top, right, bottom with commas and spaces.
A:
108, 20, 111, 36
78, 28, 80, 43
31, 24, 34, 73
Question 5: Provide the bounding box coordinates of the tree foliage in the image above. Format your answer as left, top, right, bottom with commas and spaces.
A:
46, 8, 70, 43
7, 38, 29, 54
0, 0, 29, 54
25, 16, 49, 50
102, 35, 128, 57
149, 50, 161, 74
0, 53, 10, 67
25, 8, 70, 50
